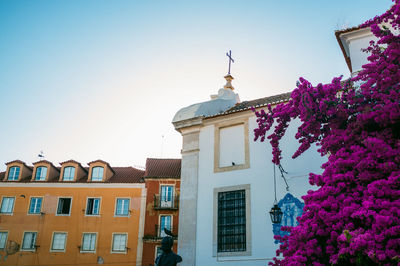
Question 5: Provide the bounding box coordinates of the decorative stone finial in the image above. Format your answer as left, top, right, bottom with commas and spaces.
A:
223, 74, 234, 90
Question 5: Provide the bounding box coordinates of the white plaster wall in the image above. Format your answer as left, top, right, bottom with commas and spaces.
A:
219, 124, 245, 167
349, 33, 377, 73
195, 115, 326, 265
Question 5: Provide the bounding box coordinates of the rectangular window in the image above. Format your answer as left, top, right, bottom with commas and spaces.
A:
217, 190, 246, 253
115, 198, 130, 216
214, 120, 250, 173
160, 186, 173, 207
0, 232, 8, 249
0, 197, 15, 214
28, 197, 43, 214
219, 125, 245, 167
57, 198, 72, 215
62, 167, 75, 181
112, 234, 127, 252
160, 215, 172, 237
91, 167, 104, 181
86, 198, 100, 215
35, 166, 47, 181
8, 166, 20, 181
21, 232, 37, 251
155, 246, 163, 259
81, 233, 96, 252
51, 233, 67, 251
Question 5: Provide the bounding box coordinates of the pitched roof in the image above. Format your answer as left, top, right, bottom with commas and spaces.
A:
144, 158, 181, 179
32, 159, 54, 165
6, 160, 26, 165
87, 159, 115, 174
205, 92, 291, 119
5, 160, 33, 170
32, 160, 59, 172
0, 165, 144, 184
335, 25, 362, 35
107, 167, 145, 183
335, 26, 362, 73
60, 159, 83, 165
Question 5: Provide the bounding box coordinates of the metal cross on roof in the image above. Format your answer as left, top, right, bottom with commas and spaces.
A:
226, 50, 234, 75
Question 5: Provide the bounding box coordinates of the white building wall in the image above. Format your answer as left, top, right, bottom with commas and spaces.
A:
339, 27, 379, 75
219, 124, 245, 167
348, 32, 377, 73
195, 114, 326, 265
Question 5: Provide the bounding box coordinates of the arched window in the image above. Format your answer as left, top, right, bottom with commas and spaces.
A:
91, 167, 104, 181
8, 166, 20, 181
35, 166, 47, 181
63, 167, 75, 181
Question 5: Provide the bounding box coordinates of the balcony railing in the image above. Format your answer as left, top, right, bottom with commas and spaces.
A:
153, 194, 179, 210
143, 224, 178, 240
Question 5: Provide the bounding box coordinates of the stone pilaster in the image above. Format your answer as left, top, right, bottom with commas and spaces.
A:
177, 126, 201, 266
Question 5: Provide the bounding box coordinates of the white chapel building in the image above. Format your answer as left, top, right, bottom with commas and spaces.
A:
172, 24, 376, 265
172, 74, 325, 265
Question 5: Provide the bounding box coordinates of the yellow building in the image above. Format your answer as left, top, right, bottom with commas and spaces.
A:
0, 159, 146, 266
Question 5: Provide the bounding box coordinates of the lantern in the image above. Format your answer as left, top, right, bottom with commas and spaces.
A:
269, 204, 283, 224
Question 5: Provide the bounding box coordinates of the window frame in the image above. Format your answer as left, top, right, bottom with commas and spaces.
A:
7, 166, 20, 181
56, 197, 73, 216
21, 231, 38, 252
214, 119, 250, 173
28, 197, 43, 215
111, 233, 128, 254
91, 166, 104, 182
85, 197, 101, 216
0, 231, 8, 250
62, 166, 75, 181
160, 185, 174, 207
159, 215, 173, 238
35, 166, 48, 181
115, 198, 130, 217
80, 233, 97, 253
0, 196, 15, 215
213, 184, 251, 257
50, 232, 67, 252
155, 245, 163, 260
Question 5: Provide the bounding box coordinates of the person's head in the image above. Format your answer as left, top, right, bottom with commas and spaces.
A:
161, 236, 173, 252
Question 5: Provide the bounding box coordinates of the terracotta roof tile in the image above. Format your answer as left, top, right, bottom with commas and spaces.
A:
6, 160, 27, 165
19, 175, 32, 182
32, 160, 59, 172
107, 167, 145, 183
4, 160, 33, 171
88, 159, 109, 165
32, 159, 53, 165
144, 158, 181, 179
205, 92, 291, 119
0, 165, 144, 184
60, 159, 83, 166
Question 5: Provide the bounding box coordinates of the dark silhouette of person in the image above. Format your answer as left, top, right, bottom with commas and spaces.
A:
155, 236, 182, 266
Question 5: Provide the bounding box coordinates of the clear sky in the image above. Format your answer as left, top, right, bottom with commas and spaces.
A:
0, 0, 392, 171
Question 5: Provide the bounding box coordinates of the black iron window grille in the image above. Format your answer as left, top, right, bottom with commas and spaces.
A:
217, 189, 246, 253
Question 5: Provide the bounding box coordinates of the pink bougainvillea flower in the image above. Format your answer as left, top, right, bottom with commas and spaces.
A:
253, 1, 400, 265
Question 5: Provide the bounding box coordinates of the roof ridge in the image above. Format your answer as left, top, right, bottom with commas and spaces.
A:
205, 91, 291, 119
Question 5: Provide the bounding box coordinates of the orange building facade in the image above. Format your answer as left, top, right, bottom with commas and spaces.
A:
0, 159, 146, 266
141, 158, 181, 266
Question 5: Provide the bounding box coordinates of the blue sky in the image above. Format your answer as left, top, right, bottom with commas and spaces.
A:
0, 0, 392, 171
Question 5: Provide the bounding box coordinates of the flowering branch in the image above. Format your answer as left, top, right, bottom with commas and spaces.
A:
254, 1, 400, 264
